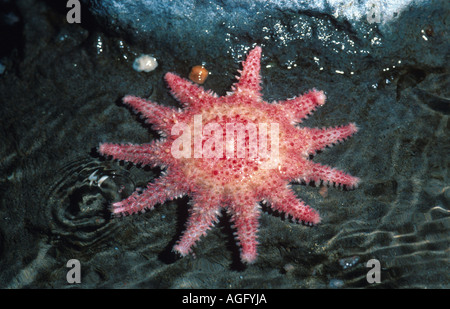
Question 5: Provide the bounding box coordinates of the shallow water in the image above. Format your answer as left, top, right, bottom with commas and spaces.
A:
0, 0, 448, 288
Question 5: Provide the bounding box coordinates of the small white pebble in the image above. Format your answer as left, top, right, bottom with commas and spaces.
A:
133, 54, 158, 72
97, 175, 109, 187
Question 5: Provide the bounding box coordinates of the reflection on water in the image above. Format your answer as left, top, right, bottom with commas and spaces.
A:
46, 158, 136, 249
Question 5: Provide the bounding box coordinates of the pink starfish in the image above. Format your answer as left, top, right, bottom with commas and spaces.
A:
99, 46, 359, 264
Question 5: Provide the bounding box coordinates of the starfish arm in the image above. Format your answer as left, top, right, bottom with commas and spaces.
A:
231, 46, 262, 97
173, 194, 222, 257
264, 185, 321, 225
229, 197, 261, 264
111, 172, 190, 216
98, 141, 173, 167
278, 89, 326, 123
306, 162, 360, 189
306, 123, 358, 154
123, 95, 179, 134
164, 72, 217, 109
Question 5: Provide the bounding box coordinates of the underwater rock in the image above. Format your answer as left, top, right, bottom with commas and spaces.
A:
84, 0, 428, 61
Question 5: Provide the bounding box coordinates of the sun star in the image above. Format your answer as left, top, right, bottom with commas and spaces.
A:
99, 46, 360, 264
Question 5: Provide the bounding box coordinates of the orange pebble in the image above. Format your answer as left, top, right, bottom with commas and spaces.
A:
189, 65, 209, 84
